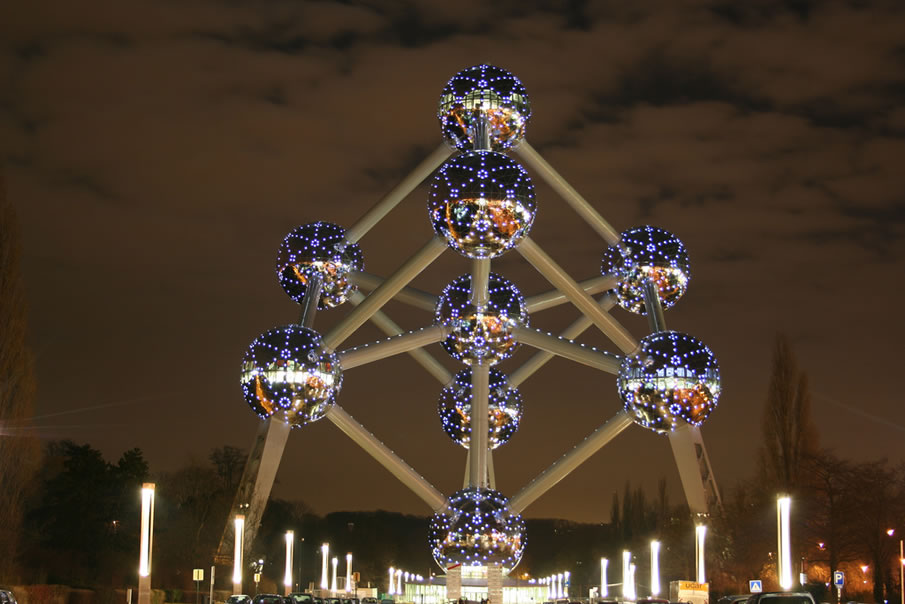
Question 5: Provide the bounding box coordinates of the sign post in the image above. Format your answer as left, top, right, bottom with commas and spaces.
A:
748, 580, 762, 593
194, 569, 204, 604
833, 571, 844, 604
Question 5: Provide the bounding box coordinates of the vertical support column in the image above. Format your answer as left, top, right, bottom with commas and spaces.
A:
138, 483, 155, 604
488, 564, 503, 604
468, 363, 490, 488
446, 565, 462, 602
642, 278, 667, 333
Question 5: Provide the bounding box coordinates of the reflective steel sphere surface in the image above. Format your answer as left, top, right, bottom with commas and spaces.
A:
436, 273, 528, 365
429, 151, 536, 259
276, 222, 363, 309
438, 64, 531, 151
618, 331, 720, 433
428, 487, 526, 569
240, 324, 342, 427
439, 368, 523, 449
601, 225, 690, 314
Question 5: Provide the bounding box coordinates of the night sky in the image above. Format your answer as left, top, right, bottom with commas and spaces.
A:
3, 1, 904, 524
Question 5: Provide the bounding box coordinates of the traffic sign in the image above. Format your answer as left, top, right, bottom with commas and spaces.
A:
193, 569, 204, 581
749, 580, 762, 593
833, 571, 844, 588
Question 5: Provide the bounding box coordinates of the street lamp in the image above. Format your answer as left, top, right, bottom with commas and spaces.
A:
284, 531, 294, 596
233, 515, 245, 595
651, 541, 661, 596
139, 483, 156, 604
777, 497, 792, 590
600, 558, 609, 599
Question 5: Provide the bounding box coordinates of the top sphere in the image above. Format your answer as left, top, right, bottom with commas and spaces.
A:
601, 225, 690, 314
276, 222, 364, 309
438, 64, 531, 151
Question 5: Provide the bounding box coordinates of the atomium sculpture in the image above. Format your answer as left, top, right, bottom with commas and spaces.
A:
221, 63, 723, 579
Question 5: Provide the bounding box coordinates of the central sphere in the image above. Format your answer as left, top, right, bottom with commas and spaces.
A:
276, 222, 364, 309
429, 151, 536, 259
617, 331, 720, 433
240, 324, 342, 428
436, 273, 528, 365
438, 64, 531, 151
428, 487, 526, 569
439, 368, 523, 449
601, 225, 690, 314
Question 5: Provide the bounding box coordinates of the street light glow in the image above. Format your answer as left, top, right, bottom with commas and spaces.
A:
284, 531, 294, 589
651, 540, 661, 596
696, 524, 707, 584
600, 558, 608, 598
777, 496, 792, 590
233, 515, 245, 586
321, 544, 330, 590
139, 483, 155, 577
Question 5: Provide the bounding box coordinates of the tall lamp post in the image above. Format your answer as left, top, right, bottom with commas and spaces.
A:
138, 483, 156, 604
284, 531, 294, 596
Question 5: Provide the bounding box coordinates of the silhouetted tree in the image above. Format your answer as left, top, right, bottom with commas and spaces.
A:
210, 445, 246, 490
0, 167, 40, 581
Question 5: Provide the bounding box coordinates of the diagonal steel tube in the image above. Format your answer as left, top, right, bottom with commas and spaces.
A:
509, 410, 634, 514
324, 236, 447, 350
512, 325, 622, 374
511, 294, 617, 387
515, 141, 621, 245
299, 273, 323, 328
468, 363, 490, 488
338, 325, 447, 370
345, 143, 454, 244
526, 275, 617, 313
325, 405, 447, 512
348, 271, 438, 312
348, 291, 451, 384
518, 238, 638, 354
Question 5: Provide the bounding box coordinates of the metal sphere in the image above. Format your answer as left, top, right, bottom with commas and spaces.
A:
617, 331, 720, 434
429, 151, 536, 259
428, 487, 526, 569
601, 225, 690, 314
439, 368, 523, 449
240, 324, 342, 428
276, 222, 363, 309
436, 273, 528, 365
438, 64, 531, 151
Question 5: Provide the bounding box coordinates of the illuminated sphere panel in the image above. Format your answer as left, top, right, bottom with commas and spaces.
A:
240, 324, 342, 428
429, 151, 536, 259
438, 64, 531, 151
601, 225, 690, 314
439, 368, 523, 449
276, 222, 363, 309
617, 331, 720, 433
436, 273, 528, 365
428, 487, 526, 569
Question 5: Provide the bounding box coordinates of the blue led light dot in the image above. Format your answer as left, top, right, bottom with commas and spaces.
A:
428, 487, 526, 570
240, 324, 342, 427
438, 64, 531, 151
436, 273, 528, 365
601, 225, 690, 315
429, 151, 536, 259
438, 368, 523, 449
617, 331, 720, 434
276, 222, 364, 309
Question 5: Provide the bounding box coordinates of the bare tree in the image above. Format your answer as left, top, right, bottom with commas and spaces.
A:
0, 167, 40, 581
759, 333, 819, 492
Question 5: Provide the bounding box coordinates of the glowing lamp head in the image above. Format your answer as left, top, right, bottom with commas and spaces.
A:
439, 367, 523, 449
438, 64, 530, 151
602, 225, 690, 314
618, 331, 720, 433
436, 273, 528, 365
428, 487, 525, 570
276, 222, 364, 309
240, 325, 342, 427
429, 151, 536, 258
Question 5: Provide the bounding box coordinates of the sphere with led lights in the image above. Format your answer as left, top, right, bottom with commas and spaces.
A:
601, 225, 690, 314
436, 273, 528, 365
276, 222, 364, 309
438, 64, 531, 151
240, 324, 342, 427
439, 368, 523, 449
429, 151, 536, 259
617, 331, 720, 434
428, 487, 526, 569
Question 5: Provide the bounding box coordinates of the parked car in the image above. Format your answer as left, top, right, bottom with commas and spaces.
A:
253, 595, 286, 604
717, 596, 751, 604
361, 599, 378, 604
287, 594, 314, 604
745, 593, 816, 604
226, 596, 251, 604
0, 590, 18, 604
